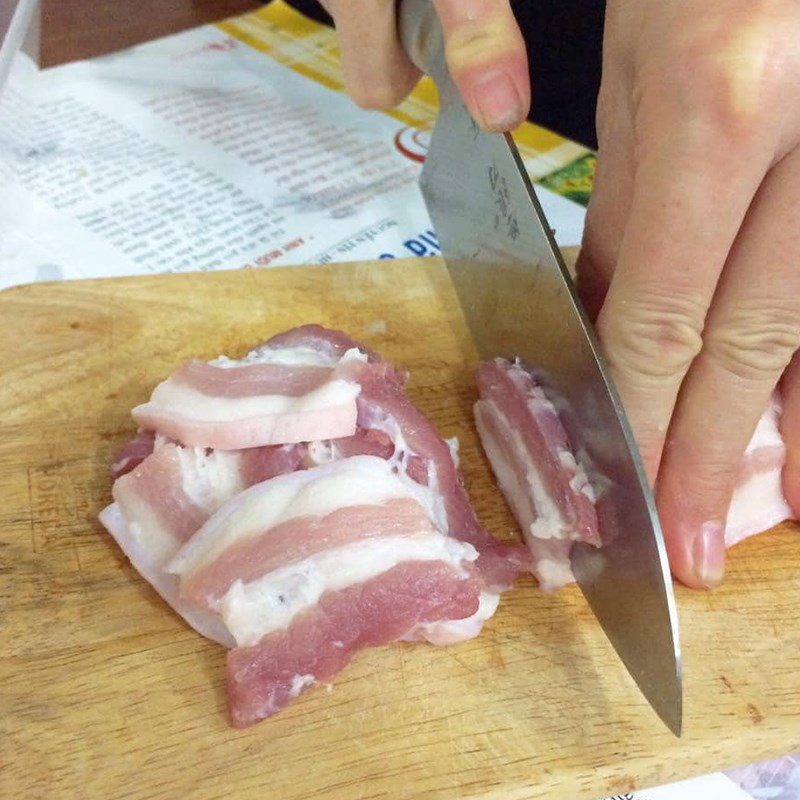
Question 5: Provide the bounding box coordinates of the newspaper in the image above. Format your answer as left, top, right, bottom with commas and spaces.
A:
601, 755, 800, 800
0, 1, 589, 290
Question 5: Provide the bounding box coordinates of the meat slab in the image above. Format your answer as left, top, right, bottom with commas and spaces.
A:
474, 357, 795, 589
167, 456, 485, 725
131, 346, 366, 449
100, 326, 525, 726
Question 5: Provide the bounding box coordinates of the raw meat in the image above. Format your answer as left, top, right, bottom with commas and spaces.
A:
474, 358, 599, 590
227, 561, 482, 727
131, 346, 367, 449
168, 457, 482, 643
102, 324, 525, 726
474, 358, 795, 589
101, 443, 242, 646
260, 327, 530, 590
725, 393, 793, 546
167, 456, 486, 724
110, 429, 156, 478
263, 323, 388, 365
100, 441, 310, 645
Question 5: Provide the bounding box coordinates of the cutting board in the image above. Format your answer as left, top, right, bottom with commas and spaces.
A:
1, 257, 798, 800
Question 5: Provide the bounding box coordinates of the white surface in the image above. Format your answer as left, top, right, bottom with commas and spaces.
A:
0, 0, 37, 98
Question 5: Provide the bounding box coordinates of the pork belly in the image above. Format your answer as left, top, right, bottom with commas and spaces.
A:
227, 561, 482, 727
100, 441, 310, 645
166, 456, 484, 724
131, 346, 366, 449
259, 326, 530, 590
474, 358, 795, 589
726, 393, 793, 546
102, 325, 526, 726
110, 430, 157, 479
474, 358, 599, 590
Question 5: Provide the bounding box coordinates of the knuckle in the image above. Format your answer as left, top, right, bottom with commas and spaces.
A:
673, 458, 734, 507
706, 309, 800, 381
639, 10, 793, 136
692, 54, 769, 127
599, 289, 706, 381
445, 19, 518, 73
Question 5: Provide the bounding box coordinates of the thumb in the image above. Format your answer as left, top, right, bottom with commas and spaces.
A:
433, 0, 530, 132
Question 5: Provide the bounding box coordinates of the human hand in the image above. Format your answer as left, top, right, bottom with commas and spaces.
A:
576, 0, 800, 589
318, 0, 530, 132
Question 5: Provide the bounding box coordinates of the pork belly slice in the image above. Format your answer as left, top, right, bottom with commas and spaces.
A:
354, 367, 529, 589
474, 358, 600, 590
167, 456, 483, 646
475, 358, 796, 589
227, 561, 482, 727
131, 345, 367, 450
259, 326, 530, 590
110, 430, 157, 479
166, 455, 489, 724
262, 323, 390, 367
726, 393, 794, 546
99, 441, 311, 645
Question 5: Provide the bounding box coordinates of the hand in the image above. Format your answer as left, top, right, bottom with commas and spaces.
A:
576, 0, 800, 589
318, 0, 530, 132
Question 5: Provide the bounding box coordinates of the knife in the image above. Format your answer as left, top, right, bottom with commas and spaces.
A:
399, 0, 682, 735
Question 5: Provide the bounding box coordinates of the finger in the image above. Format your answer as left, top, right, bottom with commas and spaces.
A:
322, 0, 421, 109
655, 146, 800, 589
595, 104, 771, 482
433, 0, 529, 131
575, 82, 636, 322
780, 350, 800, 516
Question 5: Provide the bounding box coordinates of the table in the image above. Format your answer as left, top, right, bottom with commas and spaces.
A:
33, 0, 261, 66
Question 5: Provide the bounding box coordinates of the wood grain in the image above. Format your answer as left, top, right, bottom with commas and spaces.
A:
1, 258, 799, 800
32, 0, 261, 67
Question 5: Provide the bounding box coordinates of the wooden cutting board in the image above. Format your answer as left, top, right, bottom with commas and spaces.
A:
1, 257, 798, 800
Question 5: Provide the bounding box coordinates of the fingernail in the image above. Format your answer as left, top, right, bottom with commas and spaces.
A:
692, 521, 726, 588
473, 71, 523, 131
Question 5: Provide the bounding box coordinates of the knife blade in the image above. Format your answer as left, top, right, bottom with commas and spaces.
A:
399, 0, 682, 735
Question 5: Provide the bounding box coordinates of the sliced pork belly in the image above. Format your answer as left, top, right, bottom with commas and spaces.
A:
131, 346, 366, 450
258, 326, 529, 589
168, 456, 480, 645
475, 359, 795, 589
263, 323, 390, 366
227, 561, 482, 727
474, 358, 600, 590
353, 365, 529, 589
103, 324, 526, 726
101, 444, 242, 645
166, 456, 485, 724
110, 429, 156, 479
100, 441, 311, 645
726, 392, 794, 546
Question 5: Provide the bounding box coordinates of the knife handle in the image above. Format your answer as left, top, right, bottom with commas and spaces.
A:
398, 0, 448, 85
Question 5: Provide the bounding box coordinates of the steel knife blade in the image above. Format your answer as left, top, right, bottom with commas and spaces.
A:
399, 0, 682, 735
